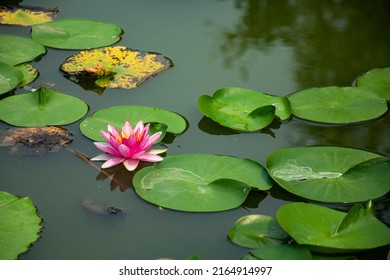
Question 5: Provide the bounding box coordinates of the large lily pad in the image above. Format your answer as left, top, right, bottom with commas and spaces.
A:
79, 106, 187, 142
60, 46, 173, 89
133, 154, 272, 212
228, 214, 289, 248
0, 191, 42, 259
0, 86, 88, 126
198, 87, 291, 132
288, 86, 388, 124
0, 34, 46, 66
277, 202, 390, 253
266, 146, 390, 203
31, 18, 122, 49
356, 67, 390, 100
0, 5, 58, 26
0, 62, 23, 94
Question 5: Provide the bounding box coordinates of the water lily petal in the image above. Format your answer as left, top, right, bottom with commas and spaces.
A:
138, 153, 164, 162
123, 159, 140, 171
101, 156, 126, 169
94, 142, 121, 156
141, 131, 162, 151
90, 153, 113, 161
148, 148, 168, 155
118, 143, 132, 158
134, 120, 144, 135
122, 121, 132, 139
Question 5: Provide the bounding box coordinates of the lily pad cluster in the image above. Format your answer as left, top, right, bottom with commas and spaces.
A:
228, 202, 390, 259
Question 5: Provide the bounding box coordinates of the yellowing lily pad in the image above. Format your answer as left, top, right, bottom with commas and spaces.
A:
14, 63, 39, 87
0, 6, 58, 26
60, 46, 173, 90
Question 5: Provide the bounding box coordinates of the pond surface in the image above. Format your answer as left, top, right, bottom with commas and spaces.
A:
1, 0, 389, 259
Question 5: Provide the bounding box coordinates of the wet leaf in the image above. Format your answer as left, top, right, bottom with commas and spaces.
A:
0, 34, 46, 66
60, 46, 173, 89
0, 191, 42, 259
0, 126, 72, 155
0, 86, 88, 126
356, 67, 390, 100
31, 18, 122, 49
0, 5, 58, 26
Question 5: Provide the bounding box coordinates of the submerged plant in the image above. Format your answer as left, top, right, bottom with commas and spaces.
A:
91, 120, 167, 171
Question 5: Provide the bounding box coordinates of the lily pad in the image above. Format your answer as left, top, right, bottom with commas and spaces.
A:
0, 5, 58, 26
266, 146, 390, 203
0, 62, 23, 94
31, 18, 122, 49
132, 154, 272, 212
228, 214, 289, 248
0, 34, 46, 66
288, 86, 388, 124
0, 191, 42, 259
0, 126, 72, 155
198, 87, 291, 132
60, 46, 173, 89
14, 63, 39, 87
356, 67, 390, 100
0, 86, 88, 126
277, 202, 390, 253
79, 106, 187, 142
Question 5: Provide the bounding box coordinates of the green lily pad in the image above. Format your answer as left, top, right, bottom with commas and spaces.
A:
288, 86, 388, 124
79, 106, 187, 142
266, 146, 390, 203
0, 86, 88, 126
60, 46, 173, 89
250, 244, 312, 260
0, 5, 58, 26
132, 154, 273, 212
14, 63, 39, 87
228, 214, 289, 248
0, 34, 46, 66
0, 191, 42, 259
0, 62, 23, 94
277, 202, 390, 253
356, 67, 390, 100
31, 18, 122, 49
198, 87, 291, 132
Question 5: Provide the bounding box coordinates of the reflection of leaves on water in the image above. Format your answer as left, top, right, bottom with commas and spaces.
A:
0, 126, 72, 155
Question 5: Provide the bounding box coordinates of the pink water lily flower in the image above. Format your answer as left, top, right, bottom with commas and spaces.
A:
91, 121, 167, 171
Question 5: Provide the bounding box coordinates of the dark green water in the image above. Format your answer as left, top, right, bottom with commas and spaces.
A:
0, 0, 389, 259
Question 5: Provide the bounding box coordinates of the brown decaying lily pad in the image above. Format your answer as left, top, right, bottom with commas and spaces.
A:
0, 126, 72, 155
0, 5, 59, 26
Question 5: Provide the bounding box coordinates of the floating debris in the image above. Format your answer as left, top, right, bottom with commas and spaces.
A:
80, 197, 123, 215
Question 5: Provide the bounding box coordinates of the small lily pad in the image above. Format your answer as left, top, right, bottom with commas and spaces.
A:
132, 154, 272, 212
288, 86, 388, 124
266, 146, 390, 203
0, 5, 58, 26
60, 46, 173, 90
356, 67, 390, 100
228, 214, 289, 248
0, 62, 23, 94
0, 191, 42, 259
198, 87, 291, 132
0, 34, 46, 66
0, 126, 72, 155
0, 86, 88, 126
31, 18, 122, 49
277, 202, 390, 253
14, 63, 39, 87
79, 106, 187, 142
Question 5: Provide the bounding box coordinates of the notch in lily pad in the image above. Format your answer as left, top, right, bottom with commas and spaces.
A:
60, 46, 173, 90
288, 86, 388, 124
79, 105, 187, 143
132, 154, 272, 212
0, 86, 88, 126
198, 87, 291, 132
31, 18, 122, 50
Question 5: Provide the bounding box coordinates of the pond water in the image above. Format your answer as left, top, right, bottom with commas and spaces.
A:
1, 0, 389, 259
